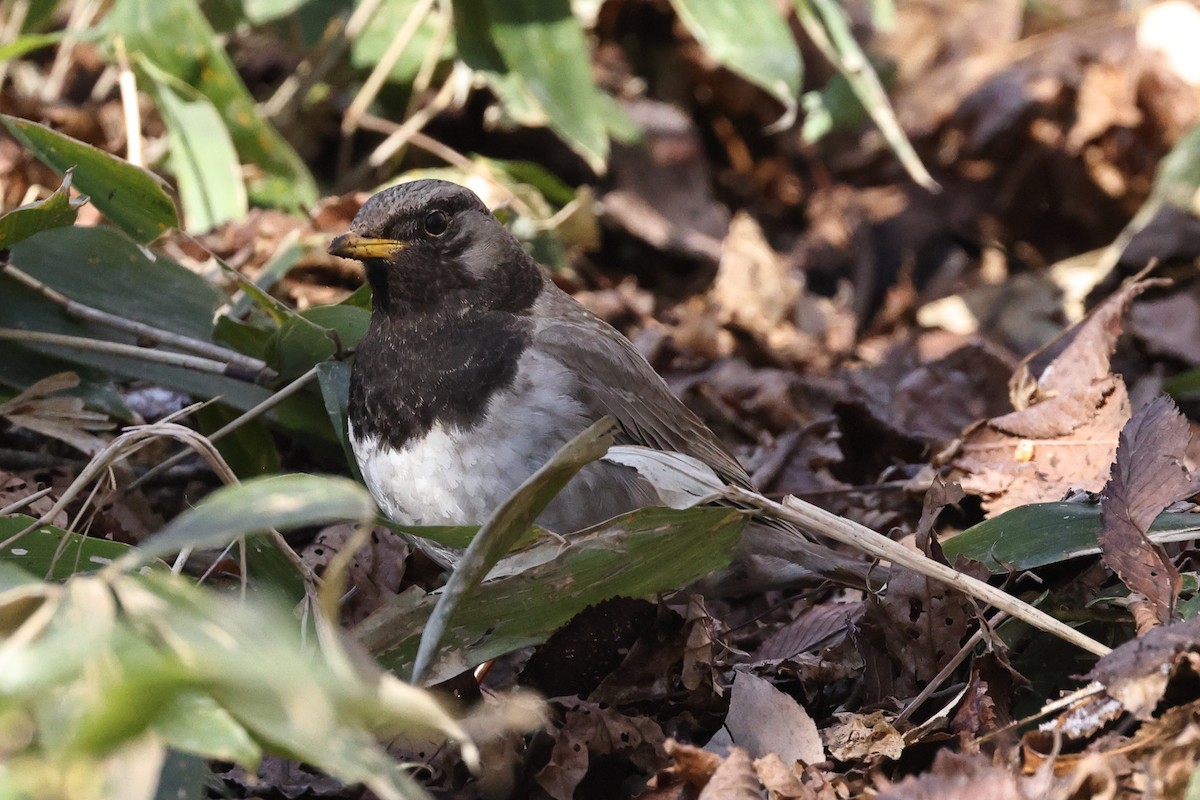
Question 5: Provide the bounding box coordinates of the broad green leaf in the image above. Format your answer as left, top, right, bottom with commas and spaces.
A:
316, 359, 359, 476
468, 0, 619, 172
411, 417, 617, 682
154, 693, 261, 765
128, 474, 376, 565
194, 404, 281, 479
100, 0, 317, 209
1166, 367, 1200, 402
140, 58, 247, 233
360, 506, 745, 682
0, 516, 142, 580
0, 169, 85, 249
153, 750, 210, 800
243, 0, 315, 23
942, 502, 1200, 573
1, 115, 179, 242
2, 227, 270, 412
670, 0, 802, 116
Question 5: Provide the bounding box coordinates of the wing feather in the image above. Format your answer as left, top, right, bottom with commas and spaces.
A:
528, 284, 754, 489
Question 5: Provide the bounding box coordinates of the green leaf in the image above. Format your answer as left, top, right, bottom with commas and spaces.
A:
360, 506, 745, 682
1166, 367, 1200, 402
153, 750, 211, 800
154, 693, 262, 765
1, 115, 179, 242
0, 516, 142, 580
140, 58, 248, 233
128, 474, 376, 565
242, 0, 315, 23
100, 0, 317, 209
194, 404, 281, 479
0, 169, 85, 249
670, 0, 802, 117
942, 502, 1200, 573
0, 32, 64, 62
316, 360, 358, 477
411, 417, 617, 682
793, 0, 937, 190
2, 227, 270, 412
466, 0, 619, 172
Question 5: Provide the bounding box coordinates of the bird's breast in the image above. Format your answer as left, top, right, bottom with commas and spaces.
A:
350, 349, 593, 526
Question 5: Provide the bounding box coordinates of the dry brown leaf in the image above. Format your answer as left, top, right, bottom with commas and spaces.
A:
710, 211, 802, 335
1098, 395, 1192, 629
822, 710, 905, 763
877, 750, 1035, 800
954, 280, 1164, 513
697, 747, 761, 800
300, 524, 408, 625
0, 372, 113, 455
535, 700, 667, 800
753, 602, 864, 662
681, 595, 717, 693
720, 671, 824, 766
663, 739, 722, 789
1086, 614, 1200, 720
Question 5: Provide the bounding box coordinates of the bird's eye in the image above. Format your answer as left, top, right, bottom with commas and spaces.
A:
424, 210, 449, 236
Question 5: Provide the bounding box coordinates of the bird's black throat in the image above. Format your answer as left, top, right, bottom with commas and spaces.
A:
348, 303, 532, 452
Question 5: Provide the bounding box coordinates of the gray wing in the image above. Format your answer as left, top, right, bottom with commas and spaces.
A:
528, 283, 754, 490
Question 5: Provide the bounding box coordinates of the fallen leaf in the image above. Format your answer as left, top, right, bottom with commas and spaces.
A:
719, 671, 824, 766
1086, 614, 1200, 720
954, 279, 1166, 513
822, 710, 905, 762
1099, 395, 1192, 629
0, 372, 113, 455
697, 747, 760, 800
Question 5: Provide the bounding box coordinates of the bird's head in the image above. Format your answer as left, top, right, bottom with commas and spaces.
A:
329, 179, 540, 314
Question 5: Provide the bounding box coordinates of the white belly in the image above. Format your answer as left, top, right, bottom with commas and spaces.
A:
350, 351, 592, 526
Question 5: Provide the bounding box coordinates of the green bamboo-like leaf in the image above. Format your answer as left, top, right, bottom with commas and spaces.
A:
360, 505, 745, 682
100, 0, 317, 209
467, 0, 616, 172
0, 516, 141, 580
670, 0, 802, 117
140, 58, 247, 233
127, 474, 376, 565
942, 502, 1200, 573
411, 417, 617, 682
793, 0, 937, 190
1, 226, 270, 411
0, 169, 85, 249
0, 32, 64, 62
1, 115, 179, 242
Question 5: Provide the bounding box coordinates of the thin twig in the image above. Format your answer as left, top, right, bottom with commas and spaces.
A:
264, 0, 386, 124
0, 0, 31, 90
0, 486, 54, 517
721, 486, 1112, 657
2, 263, 275, 382
341, 0, 436, 139
338, 77, 456, 190
126, 363, 322, 492
113, 36, 142, 167
40, 0, 101, 102
897, 611, 1006, 726
0, 328, 268, 384
353, 117, 535, 218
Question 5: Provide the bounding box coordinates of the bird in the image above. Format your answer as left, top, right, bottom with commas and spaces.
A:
329, 179, 852, 584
